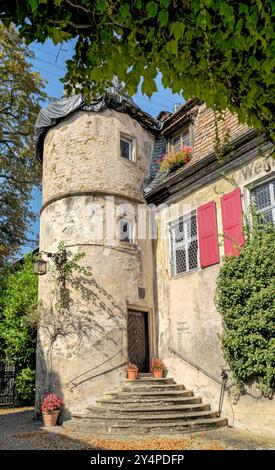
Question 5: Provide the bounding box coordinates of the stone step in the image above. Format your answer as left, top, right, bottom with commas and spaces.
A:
73, 410, 218, 424
63, 375, 227, 436
96, 396, 202, 406
104, 389, 194, 400
63, 416, 227, 435
87, 403, 210, 415
124, 377, 174, 385
118, 383, 185, 392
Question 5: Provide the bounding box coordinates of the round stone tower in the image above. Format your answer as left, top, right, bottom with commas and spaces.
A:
35, 97, 157, 415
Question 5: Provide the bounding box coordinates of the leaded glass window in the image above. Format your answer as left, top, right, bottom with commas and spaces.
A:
172, 127, 190, 152
170, 214, 198, 276
252, 180, 275, 225
120, 137, 133, 160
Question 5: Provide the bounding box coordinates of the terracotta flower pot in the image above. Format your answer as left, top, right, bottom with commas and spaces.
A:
127, 369, 138, 380
153, 369, 163, 378
42, 410, 60, 427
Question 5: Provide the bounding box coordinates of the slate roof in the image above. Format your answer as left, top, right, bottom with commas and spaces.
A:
145, 101, 252, 196
35, 84, 162, 162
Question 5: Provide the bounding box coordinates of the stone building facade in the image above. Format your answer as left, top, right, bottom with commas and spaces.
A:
35, 92, 274, 435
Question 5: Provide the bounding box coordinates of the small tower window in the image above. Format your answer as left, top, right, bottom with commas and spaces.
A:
119, 220, 133, 243
120, 136, 133, 161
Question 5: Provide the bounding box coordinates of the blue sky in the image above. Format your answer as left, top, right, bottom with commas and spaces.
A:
24, 39, 184, 254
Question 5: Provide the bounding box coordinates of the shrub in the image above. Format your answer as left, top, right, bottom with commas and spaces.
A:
216, 220, 275, 397
0, 255, 38, 404
15, 367, 36, 404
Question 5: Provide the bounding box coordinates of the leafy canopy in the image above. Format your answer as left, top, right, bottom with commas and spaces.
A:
216, 221, 275, 397
0, 22, 46, 266
1, 1, 275, 141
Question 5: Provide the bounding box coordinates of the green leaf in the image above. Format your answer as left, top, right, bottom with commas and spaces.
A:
134, 0, 142, 9
27, 0, 38, 12
119, 3, 131, 18
97, 0, 107, 13
219, 2, 234, 21
166, 39, 178, 56
146, 1, 158, 18
170, 22, 185, 41
160, 0, 171, 7
51, 28, 64, 45
158, 9, 169, 27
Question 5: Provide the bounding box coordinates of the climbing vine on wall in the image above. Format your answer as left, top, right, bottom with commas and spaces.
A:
38, 243, 94, 348
2, 1, 275, 142
215, 219, 275, 398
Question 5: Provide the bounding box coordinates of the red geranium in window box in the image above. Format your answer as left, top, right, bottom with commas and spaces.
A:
158, 146, 192, 173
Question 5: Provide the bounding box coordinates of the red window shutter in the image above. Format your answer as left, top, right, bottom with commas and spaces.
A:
197, 201, 220, 268
221, 188, 244, 256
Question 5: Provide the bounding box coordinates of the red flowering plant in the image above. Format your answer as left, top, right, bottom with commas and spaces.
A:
41, 393, 64, 414
158, 146, 192, 173
152, 358, 165, 370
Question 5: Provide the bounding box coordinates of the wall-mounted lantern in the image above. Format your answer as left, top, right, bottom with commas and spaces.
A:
33, 258, 47, 275
33, 249, 68, 276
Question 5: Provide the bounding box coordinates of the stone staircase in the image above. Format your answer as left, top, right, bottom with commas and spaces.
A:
63, 376, 227, 436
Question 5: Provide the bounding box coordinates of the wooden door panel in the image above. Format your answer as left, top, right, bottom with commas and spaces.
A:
128, 310, 149, 372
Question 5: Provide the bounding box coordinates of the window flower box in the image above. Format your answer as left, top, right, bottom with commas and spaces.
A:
158, 146, 192, 173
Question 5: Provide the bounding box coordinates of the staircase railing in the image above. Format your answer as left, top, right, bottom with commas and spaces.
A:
169, 346, 228, 416
66, 346, 128, 391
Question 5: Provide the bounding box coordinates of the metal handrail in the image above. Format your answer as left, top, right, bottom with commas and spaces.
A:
169, 346, 223, 385
66, 346, 128, 390
169, 346, 229, 416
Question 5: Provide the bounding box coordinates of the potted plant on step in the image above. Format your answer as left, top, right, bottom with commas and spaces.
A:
152, 358, 165, 378
127, 362, 138, 380
41, 393, 64, 427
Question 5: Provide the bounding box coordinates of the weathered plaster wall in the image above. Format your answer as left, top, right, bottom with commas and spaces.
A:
42, 109, 153, 204
36, 109, 155, 415
156, 153, 275, 436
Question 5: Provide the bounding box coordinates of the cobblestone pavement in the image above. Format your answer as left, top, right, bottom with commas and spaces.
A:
0, 408, 274, 450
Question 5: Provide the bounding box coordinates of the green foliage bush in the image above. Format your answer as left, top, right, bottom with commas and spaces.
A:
0, 255, 38, 404
216, 221, 275, 397
15, 367, 36, 404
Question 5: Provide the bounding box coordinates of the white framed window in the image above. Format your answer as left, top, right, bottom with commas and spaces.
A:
171, 127, 190, 152
251, 179, 275, 225
170, 213, 198, 276
120, 135, 133, 161
119, 219, 134, 243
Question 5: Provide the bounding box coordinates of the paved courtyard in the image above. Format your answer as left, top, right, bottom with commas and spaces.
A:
0, 407, 274, 450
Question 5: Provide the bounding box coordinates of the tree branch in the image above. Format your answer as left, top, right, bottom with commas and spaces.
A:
0, 174, 35, 185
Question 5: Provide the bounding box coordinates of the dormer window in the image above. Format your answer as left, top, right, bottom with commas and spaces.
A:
171, 127, 190, 153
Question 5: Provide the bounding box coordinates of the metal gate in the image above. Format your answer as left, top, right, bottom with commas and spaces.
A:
0, 356, 16, 406
127, 310, 149, 372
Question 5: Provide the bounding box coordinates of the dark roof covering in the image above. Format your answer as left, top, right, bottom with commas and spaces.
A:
161, 98, 202, 137
150, 135, 167, 179
35, 83, 163, 162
